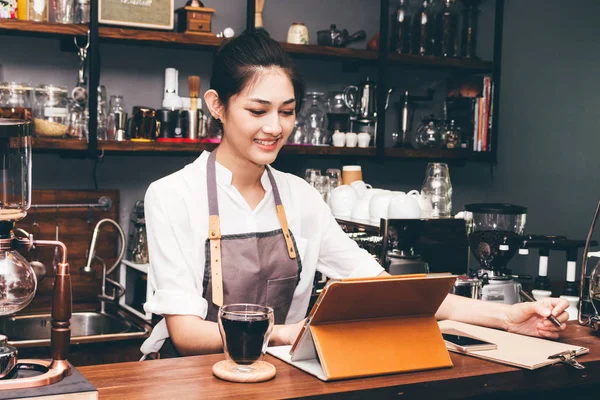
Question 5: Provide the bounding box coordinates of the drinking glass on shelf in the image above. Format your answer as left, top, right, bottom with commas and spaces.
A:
304, 168, 321, 185
52, 0, 74, 23
325, 168, 342, 188
313, 176, 331, 203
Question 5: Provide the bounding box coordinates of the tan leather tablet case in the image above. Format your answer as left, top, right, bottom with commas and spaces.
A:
290, 275, 456, 380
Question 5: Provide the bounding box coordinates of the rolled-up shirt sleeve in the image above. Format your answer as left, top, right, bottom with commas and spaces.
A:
310, 189, 384, 279
143, 183, 208, 319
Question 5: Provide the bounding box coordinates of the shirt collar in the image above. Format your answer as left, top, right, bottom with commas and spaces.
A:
198, 151, 273, 192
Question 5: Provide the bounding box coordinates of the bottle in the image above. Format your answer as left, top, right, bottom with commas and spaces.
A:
393, 0, 411, 54
440, 0, 458, 57
73, 0, 90, 24
412, 0, 433, 55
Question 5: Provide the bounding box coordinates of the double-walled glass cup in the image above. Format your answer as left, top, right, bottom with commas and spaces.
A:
218, 304, 274, 373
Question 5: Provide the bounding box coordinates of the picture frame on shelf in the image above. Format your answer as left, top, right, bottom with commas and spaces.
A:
99, 0, 174, 30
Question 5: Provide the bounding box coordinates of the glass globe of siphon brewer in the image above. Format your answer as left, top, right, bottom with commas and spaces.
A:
420, 162, 453, 218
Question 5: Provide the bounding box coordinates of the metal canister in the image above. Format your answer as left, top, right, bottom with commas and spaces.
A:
0, 334, 18, 379
452, 276, 482, 299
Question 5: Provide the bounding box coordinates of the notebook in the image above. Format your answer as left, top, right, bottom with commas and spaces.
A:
438, 320, 589, 370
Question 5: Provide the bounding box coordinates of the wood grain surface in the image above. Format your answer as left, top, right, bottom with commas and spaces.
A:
79, 323, 600, 400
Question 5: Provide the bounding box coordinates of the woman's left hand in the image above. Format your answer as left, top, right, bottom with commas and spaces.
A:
503, 297, 569, 339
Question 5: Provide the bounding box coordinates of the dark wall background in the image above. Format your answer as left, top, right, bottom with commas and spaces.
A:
2, 0, 598, 284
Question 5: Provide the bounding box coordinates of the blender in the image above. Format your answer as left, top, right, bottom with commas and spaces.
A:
465, 203, 527, 304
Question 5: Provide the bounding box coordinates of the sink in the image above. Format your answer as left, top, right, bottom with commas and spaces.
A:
0, 312, 150, 347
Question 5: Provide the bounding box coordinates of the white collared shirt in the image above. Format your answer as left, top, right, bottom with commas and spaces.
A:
140, 151, 383, 354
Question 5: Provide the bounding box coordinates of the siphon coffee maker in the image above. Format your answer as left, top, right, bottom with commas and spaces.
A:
0, 119, 74, 389
464, 203, 527, 304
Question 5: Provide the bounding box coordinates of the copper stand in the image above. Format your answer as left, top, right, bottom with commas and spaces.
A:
0, 238, 72, 390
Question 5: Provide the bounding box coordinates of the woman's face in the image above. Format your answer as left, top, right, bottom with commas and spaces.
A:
221, 67, 296, 166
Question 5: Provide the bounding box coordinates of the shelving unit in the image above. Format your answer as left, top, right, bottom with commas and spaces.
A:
0, 0, 504, 162
28, 138, 490, 161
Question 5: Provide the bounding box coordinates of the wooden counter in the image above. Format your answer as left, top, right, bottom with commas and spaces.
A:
79, 323, 600, 399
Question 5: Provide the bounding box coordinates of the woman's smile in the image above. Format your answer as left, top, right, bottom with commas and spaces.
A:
253, 136, 282, 151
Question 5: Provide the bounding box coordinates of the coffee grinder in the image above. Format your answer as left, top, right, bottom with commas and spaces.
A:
465, 203, 527, 304
0, 119, 74, 389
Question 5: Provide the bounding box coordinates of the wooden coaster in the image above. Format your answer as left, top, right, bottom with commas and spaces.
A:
212, 360, 276, 383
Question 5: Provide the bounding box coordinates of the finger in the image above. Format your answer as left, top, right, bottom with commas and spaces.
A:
541, 319, 566, 330
555, 311, 569, 323
538, 329, 559, 340
531, 301, 552, 318
544, 297, 570, 316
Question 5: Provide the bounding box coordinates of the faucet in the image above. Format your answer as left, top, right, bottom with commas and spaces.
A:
81, 218, 127, 314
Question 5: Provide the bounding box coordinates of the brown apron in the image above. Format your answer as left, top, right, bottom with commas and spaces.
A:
202, 150, 302, 324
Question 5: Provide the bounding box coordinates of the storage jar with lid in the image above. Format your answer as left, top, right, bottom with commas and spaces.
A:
33, 84, 69, 137
0, 82, 33, 121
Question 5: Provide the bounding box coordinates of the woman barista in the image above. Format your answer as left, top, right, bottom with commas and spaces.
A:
140, 32, 569, 357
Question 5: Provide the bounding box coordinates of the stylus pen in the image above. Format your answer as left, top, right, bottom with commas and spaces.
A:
519, 289, 562, 328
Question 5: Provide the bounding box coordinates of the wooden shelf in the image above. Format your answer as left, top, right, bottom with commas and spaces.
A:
26, 138, 491, 161
0, 20, 493, 70
384, 147, 493, 161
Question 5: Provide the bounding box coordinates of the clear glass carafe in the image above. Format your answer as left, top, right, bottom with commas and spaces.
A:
298, 92, 329, 145
421, 162, 452, 218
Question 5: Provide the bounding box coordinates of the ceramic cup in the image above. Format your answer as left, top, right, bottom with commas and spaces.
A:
345, 132, 358, 147
388, 193, 422, 219
287, 23, 309, 45
332, 130, 346, 147
406, 190, 425, 215
329, 184, 358, 218
350, 180, 372, 199
369, 191, 394, 225
357, 132, 371, 148
351, 197, 371, 223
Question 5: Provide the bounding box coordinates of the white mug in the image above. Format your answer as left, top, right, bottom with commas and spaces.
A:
357, 132, 371, 148
328, 185, 358, 218
388, 193, 421, 219
332, 131, 346, 147
369, 191, 394, 224
345, 132, 358, 147
350, 180, 372, 199
406, 190, 425, 215
351, 197, 371, 223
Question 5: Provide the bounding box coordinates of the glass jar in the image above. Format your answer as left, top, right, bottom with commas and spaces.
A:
33, 84, 69, 138
0, 82, 33, 121
0, 119, 32, 221
29, 0, 49, 21
298, 92, 329, 145
442, 119, 462, 149
413, 115, 443, 148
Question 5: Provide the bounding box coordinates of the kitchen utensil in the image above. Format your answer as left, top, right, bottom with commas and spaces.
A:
72, 35, 89, 105
0, 335, 18, 379
369, 191, 394, 225
329, 185, 358, 219
187, 75, 200, 140
357, 132, 371, 148
255, 0, 265, 28
332, 130, 345, 147
343, 77, 392, 119
317, 24, 366, 47
304, 168, 321, 185
325, 168, 342, 188
298, 92, 328, 143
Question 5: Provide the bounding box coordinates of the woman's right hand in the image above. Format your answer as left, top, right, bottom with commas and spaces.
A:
271, 319, 306, 346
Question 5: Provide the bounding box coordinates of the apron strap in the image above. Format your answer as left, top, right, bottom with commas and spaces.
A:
266, 166, 296, 259
205, 151, 297, 306
206, 151, 223, 307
